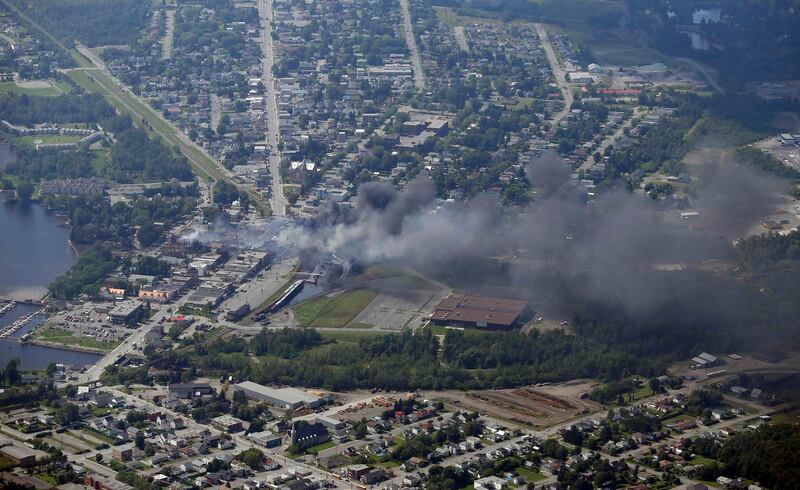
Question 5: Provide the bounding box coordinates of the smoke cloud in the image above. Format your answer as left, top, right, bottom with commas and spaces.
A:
182, 149, 790, 345
273, 151, 785, 320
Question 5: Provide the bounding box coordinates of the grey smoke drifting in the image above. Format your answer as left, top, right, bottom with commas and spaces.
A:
275, 151, 785, 319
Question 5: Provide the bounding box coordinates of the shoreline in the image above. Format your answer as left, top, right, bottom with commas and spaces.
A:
25, 338, 111, 355
68, 239, 80, 257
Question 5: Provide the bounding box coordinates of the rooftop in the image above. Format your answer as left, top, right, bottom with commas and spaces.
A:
236, 381, 322, 405
431, 294, 528, 327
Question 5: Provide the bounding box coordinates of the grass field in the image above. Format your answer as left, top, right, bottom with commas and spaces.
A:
293, 289, 378, 328
690, 455, 719, 466
662, 412, 694, 425
303, 440, 335, 455
0, 81, 63, 96
33, 327, 120, 352
516, 467, 547, 482
66, 69, 159, 137
16, 134, 84, 145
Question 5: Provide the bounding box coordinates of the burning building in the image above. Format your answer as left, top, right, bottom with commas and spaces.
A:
430, 294, 530, 329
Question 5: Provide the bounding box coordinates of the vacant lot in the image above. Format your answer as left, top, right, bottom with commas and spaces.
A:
432, 379, 602, 428
0, 80, 64, 96
293, 289, 378, 328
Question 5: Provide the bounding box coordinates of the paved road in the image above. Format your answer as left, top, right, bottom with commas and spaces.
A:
211, 94, 222, 133
400, 0, 426, 90
577, 110, 642, 174
78, 308, 166, 384
258, 0, 287, 216
534, 23, 573, 127
162, 9, 176, 59
453, 25, 469, 52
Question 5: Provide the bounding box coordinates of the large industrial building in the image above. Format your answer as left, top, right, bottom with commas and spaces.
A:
235, 381, 324, 410
430, 294, 530, 329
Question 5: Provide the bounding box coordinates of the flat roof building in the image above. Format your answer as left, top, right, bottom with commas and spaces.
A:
108, 301, 144, 324
0, 444, 39, 467
431, 294, 530, 329
235, 381, 324, 410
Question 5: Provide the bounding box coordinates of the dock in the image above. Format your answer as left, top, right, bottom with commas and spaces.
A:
0, 301, 16, 318
0, 309, 43, 339
0, 297, 44, 306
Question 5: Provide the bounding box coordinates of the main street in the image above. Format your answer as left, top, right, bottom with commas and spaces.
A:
535, 23, 573, 127
400, 0, 426, 90
258, 0, 288, 216
77, 307, 166, 384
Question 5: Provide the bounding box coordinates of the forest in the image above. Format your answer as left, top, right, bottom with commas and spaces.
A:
11, 0, 150, 47
48, 246, 119, 300
138, 325, 664, 391
0, 93, 114, 126
3, 110, 194, 184
686, 423, 800, 488
41, 192, 197, 246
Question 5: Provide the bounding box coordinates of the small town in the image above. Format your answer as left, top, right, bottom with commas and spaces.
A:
1, 0, 800, 489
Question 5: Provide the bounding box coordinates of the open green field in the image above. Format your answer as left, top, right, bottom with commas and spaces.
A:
16, 134, 84, 145
434, 6, 500, 26
662, 412, 694, 425
690, 455, 719, 466
303, 440, 335, 455
0, 81, 63, 96
516, 467, 547, 482
66, 69, 158, 136
33, 327, 120, 352
293, 289, 378, 328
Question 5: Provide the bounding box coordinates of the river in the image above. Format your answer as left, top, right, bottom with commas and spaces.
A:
0, 142, 99, 369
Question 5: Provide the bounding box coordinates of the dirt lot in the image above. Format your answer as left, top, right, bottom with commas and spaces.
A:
429, 380, 603, 428
669, 352, 800, 388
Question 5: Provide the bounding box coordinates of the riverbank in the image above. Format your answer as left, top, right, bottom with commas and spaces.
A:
28, 326, 119, 354
25, 338, 114, 355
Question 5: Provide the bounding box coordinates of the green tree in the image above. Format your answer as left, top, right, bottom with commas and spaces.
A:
16, 181, 34, 203
237, 448, 264, 469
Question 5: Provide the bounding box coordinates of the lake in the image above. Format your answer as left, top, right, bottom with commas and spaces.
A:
0, 142, 98, 369
0, 202, 77, 300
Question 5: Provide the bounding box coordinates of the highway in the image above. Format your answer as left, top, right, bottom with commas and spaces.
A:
400, 0, 426, 90
258, 0, 288, 216
535, 23, 573, 127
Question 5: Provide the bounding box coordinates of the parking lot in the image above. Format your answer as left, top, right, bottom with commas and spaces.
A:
38, 303, 133, 344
